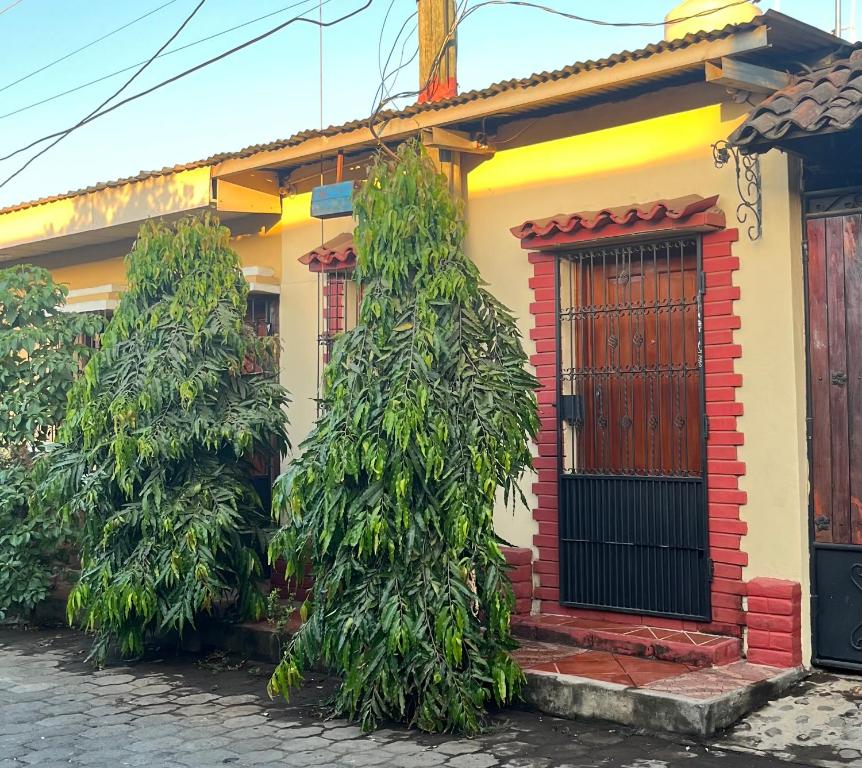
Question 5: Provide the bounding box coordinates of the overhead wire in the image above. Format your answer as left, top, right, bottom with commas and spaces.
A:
0, 0, 210, 190
0, 0, 181, 96
0, 0, 334, 122
0, 0, 24, 17
0, 0, 374, 173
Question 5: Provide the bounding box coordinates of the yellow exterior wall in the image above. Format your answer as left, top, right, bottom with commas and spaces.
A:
233, 229, 282, 280
0, 167, 211, 251
52, 257, 128, 293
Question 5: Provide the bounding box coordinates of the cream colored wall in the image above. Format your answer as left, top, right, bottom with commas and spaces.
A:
734, 152, 811, 661
464, 82, 810, 651
264, 194, 354, 457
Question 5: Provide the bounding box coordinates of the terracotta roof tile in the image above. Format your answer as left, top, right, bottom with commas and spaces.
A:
298, 232, 356, 271
0, 20, 761, 217
510, 194, 720, 241
729, 45, 862, 149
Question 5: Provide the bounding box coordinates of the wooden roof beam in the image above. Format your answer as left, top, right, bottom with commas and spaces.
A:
705, 57, 793, 94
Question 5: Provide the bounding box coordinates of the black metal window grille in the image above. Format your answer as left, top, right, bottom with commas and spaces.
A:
559, 237, 704, 478
556, 236, 710, 620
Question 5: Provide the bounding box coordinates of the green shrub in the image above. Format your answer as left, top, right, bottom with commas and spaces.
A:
0, 265, 99, 620
268, 142, 539, 734
44, 214, 290, 662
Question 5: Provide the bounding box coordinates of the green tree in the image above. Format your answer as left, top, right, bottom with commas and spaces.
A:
0, 265, 100, 620
268, 142, 539, 735
44, 215, 290, 663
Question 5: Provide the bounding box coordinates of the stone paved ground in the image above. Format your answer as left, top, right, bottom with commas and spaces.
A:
0, 628, 841, 768
717, 672, 862, 768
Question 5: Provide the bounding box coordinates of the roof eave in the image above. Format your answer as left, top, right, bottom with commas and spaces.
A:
213, 25, 772, 181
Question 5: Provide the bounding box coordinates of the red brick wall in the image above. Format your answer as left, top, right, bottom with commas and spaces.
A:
746, 578, 803, 667
527, 252, 559, 608
701, 228, 748, 635
525, 228, 748, 636
501, 546, 533, 616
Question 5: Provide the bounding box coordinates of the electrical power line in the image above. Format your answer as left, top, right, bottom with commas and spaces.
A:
368, 0, 758, 143
0, 0, 181, 96
0, 0, 25, 17
0, 0, 209, 190
0, 0, 374, 179
0, 0, 334, 122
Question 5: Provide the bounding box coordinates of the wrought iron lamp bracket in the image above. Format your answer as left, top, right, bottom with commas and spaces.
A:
712, 139, 762, 241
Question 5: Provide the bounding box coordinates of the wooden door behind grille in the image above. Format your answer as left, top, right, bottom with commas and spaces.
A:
558, 237, 709, 619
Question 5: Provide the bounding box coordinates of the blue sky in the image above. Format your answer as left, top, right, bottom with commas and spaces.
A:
0, 0, 844, 208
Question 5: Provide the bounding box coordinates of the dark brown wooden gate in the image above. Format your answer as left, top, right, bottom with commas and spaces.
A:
806, 190, 862, 670
557, 236, 710, 619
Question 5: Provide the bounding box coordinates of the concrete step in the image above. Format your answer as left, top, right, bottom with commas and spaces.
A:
512, 613, 742, 668
522, 653, 805, 737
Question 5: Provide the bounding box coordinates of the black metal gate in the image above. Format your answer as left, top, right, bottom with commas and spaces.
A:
556, 236, 711, 620
804, 188, 862, 671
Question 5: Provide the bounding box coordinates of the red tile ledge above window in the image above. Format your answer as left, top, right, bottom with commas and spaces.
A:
299, 232, 356, 272
510, 194, 725, 249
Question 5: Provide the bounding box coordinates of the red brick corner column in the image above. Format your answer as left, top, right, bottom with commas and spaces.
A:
746, 578, 803, 667
501, 546, 534, 616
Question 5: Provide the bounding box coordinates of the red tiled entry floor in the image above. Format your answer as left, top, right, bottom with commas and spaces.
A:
513, 639, 784, 700
512, 613, 742, 667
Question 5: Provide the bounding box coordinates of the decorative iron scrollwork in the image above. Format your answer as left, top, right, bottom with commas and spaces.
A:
813, 515, 831, 532
712, 139, 762, 241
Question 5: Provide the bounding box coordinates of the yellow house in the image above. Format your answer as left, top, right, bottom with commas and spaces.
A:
2, 3, 860, 673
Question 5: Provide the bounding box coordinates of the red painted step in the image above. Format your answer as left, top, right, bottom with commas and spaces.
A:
512, 613, 742, 668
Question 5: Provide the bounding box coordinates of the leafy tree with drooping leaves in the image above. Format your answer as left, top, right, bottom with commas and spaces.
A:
0, 265, 101, 620
267, 141, 539, 735
42, 214, 290, 663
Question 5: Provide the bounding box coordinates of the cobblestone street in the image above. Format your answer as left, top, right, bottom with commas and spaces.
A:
0, 629, 808, 768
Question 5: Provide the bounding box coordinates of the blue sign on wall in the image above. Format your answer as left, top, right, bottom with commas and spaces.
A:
311, 181, 356, 219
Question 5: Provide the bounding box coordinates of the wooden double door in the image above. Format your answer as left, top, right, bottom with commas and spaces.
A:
806, 192, 862, 670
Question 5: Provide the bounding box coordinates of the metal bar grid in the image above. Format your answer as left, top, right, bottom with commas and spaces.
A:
555, 235, 710, 620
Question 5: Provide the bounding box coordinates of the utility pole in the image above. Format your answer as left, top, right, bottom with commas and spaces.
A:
416, 0, 494, 203
417, 0, 457, 103
835, 0, 842, 37
417, 0, 462, 200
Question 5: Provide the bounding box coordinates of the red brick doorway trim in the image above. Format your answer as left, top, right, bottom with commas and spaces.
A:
520, 214, 747, 637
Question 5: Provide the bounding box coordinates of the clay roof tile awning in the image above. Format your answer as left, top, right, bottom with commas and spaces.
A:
729, 46, 862, 151
511, 194, 724, 247
298, 232, 356, 272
